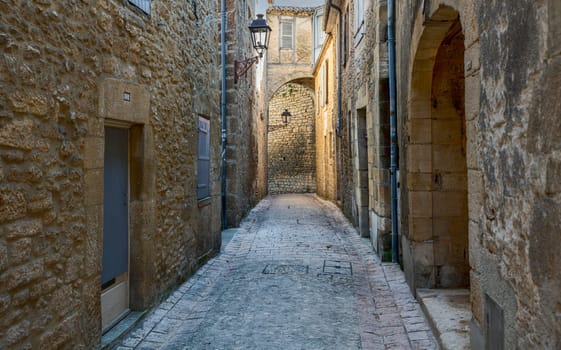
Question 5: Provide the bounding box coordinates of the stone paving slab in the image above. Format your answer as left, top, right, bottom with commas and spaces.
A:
116, 194, 437, 349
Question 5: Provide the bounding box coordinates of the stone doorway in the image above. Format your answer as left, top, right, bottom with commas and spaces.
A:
101, 126, 131, 332
407, 6, 469, 290
267, 82, 316, 194
354, 108, 370, 238
430, 18, 468, 288
405, 7, 471, 347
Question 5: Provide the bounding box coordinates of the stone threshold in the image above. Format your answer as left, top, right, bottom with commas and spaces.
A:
417, 288, 471, 350
101, 311, 146, 350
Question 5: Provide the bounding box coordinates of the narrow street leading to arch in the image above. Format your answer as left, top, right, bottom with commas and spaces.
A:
116, 194, 436, 349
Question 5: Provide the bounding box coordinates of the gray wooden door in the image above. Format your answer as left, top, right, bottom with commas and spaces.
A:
102, 127, 129, 286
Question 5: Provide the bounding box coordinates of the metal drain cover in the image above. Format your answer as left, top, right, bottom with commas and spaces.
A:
263, 264, 309, 275
323, 260, 353, 275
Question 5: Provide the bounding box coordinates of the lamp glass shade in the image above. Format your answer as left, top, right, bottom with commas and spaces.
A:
249, 14, 272, 57
281, 109, 291, 125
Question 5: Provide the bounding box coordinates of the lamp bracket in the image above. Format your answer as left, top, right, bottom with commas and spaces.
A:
234, 55, 259, 84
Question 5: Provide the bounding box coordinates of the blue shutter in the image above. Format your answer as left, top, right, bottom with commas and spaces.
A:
197, 117, 210, 200
129, 0, 150, 15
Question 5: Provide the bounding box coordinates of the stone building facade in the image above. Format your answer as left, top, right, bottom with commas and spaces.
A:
265, 6, 319, 196
0, 1, 228, 348
313, 29, 339, 201
396, 1, 561, 348
325, 0, 561, 348
267, 83, 316, 194
265, 6, 317, 104
223, 0, 267, 227
322, 0, 392, 258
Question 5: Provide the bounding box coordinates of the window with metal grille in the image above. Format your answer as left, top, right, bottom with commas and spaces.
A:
280, 20, 294, 49
129, 0, 150, 15
197, 116, 210, 200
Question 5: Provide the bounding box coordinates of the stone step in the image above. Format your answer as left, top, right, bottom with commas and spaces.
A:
101, 311, 146, 350
417, 288, 471, 350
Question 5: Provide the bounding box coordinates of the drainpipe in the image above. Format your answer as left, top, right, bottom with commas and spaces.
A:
388, 0, 399, 263
220, 0, 227, 230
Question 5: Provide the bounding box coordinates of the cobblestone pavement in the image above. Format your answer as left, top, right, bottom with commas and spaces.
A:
116, 194, 437, 350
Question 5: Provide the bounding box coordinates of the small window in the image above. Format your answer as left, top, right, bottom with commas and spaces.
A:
314, 10, 325, 61
197, 117, 210, 200
129, 0, 150, 15
280, 20, 294, 49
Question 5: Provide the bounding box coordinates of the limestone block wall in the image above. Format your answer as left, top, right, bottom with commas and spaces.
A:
266, 7, 316, 104
268, 83, 316, 194
0, 1, 221, 348
314, 36, 338, 201
334, 0, 392, 257
224, 0, 267, 227
267, 7, 315, 66
397, 0, 561, 348
265, 6, 318, 198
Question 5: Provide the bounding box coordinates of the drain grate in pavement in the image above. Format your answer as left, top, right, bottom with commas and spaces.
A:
323, 260, 353, 275
263, 264, 309, 275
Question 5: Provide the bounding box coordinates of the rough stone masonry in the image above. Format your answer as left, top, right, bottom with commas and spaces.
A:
268, 83, 317, 194
0, 1, 222, 348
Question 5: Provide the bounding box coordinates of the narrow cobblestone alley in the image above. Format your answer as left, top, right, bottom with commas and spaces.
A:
116, 194, 437, 349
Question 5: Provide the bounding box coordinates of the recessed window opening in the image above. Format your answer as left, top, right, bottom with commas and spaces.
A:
128, 0, 150, 15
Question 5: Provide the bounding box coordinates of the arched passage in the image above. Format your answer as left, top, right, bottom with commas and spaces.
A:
267, 82, 316, 194
407, 6, 469, 289
266, 74, 315, 103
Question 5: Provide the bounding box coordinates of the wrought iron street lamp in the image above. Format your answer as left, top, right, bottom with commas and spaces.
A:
281, 109, 291, 125
234, 14, 272, 84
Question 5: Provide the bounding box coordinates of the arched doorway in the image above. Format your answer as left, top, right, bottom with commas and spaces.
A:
267, 82, 316, 194
407, 6, 469, 289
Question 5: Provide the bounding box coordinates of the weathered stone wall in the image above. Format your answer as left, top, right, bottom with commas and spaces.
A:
329, 0, 357, 238
331, 0, 392, 257
268, 83, 316, 194
224, 0, 267, 227
267, 7, 315, 66
476, 0, 561, 347
266, 7, 315, 104
0, 1, 221, 348
396, 0, 561, 348
265, 6, 317, 199
314, 35, 338, 201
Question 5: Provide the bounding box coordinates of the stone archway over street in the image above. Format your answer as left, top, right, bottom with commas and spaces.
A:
267, 82, 316, 194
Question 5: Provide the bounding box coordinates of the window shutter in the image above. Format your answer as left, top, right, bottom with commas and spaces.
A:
354, 0, 365, 42
314, 13, 325, 61
280, 21, 293, 49
128, 0, 150, 15
197, 117, 210, 200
